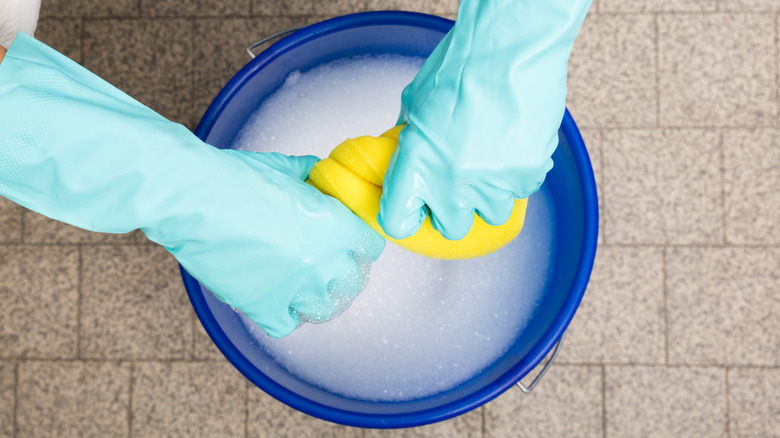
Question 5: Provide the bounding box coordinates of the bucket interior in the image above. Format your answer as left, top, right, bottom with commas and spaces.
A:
185, 11, 597, 429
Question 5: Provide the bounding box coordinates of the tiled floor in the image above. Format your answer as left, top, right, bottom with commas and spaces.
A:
1, 0, 779, 437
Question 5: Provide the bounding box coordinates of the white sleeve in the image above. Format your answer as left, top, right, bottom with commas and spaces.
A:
0, 0, 41, 48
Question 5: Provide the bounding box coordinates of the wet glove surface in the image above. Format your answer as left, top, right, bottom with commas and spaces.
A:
0, 33, 385, 338
378, 0, 592, 241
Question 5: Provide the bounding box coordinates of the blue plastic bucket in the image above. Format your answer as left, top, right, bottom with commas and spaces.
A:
182, 11, 598, 429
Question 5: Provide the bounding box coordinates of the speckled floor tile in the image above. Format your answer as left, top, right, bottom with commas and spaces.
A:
141, 0, 250, 17
667, 247, 780, 366
0, 246, 78, 359
724, 129, 780, 244
23, 211, 147, 244
0, 362, 13, 438
602, 129, 723, 244
80, 245, 192, 360
192, 311, 226, 360
484, 365, 603, 438
720, 0, 780, 10
247, 386, 364, 438
567, 14, 656, 128
192, 16, 317, 129
40, 0, 139, 18
601, 0, 717, 11
728, 367, 780, 437
17, 361, 130, 438
33, 19, 82, 63
10, 4, 780, 437
365, 409, 481, 438
558, 246, 665, 365
365, 0, 460, 14
83, 19, 194, 125
252, 0, 368, 16
606, 366, 727, 438
0, 198, 22, 244
132, 362, 245, 437
659, 14, 776, 127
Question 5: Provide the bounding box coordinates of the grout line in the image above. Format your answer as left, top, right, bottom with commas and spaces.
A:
191, 311, 197, 360
19, 210, 25, 244
580, 125, 779, 130
189, 15, 197, 157
601, 365, 607, 438
719, 130, 728, 245
582, 242, 780, 248
598, 129, 606, 245
0, 357, 232, 364
725, 367, 732, 438
481, 405, 487, 438
570, 10, 751, 15
0, 242, 150, 247
588, 125, 777, 131
77, 245, 83, 359
42, 10, 780, 20
776, 13, 779, 128
79, 17, 85, 66
244, 380, 249, 438
58, 16, 206, 22
128, 362, 135, 438
662, 247, 670, 365
13, 361, 18, 438
553, 362, 776, 369
654, 13, 661, 128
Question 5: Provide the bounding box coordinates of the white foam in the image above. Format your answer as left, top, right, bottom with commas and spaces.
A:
233, 55, 556, 402
233, 54, 421, 156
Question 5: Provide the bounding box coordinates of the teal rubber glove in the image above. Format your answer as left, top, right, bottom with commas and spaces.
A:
378, 0, 592, 240
0, 33, 385, 338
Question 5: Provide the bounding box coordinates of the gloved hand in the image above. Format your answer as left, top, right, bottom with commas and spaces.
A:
378, 0, 592, 241
0, 33, 385, 338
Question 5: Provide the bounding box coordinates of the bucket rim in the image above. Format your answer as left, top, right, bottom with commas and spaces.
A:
194, 10, 454, 141
184, 10, 599, 429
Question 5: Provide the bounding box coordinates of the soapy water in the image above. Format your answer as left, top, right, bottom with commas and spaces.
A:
230, 54, 557, 401
289, 247, 372, 324
233, 54, 423, 156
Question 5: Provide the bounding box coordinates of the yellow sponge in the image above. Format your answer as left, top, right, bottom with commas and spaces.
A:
307, 125, 527, 260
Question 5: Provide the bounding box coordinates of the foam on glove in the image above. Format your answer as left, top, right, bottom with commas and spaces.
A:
307, 125, 527, 260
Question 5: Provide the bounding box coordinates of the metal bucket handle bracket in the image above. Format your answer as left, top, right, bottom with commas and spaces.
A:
246, 28, 303, 59
516, 333, 565, 393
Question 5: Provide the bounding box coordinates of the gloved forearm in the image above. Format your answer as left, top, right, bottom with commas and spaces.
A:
453, 0, 591, 53
0, 33, 385, 337
437, 0, 592, 164
0, 33, 213, 239
379, 0, 591, 241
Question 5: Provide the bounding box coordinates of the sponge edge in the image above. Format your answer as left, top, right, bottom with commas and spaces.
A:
307, 125, 527, 260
